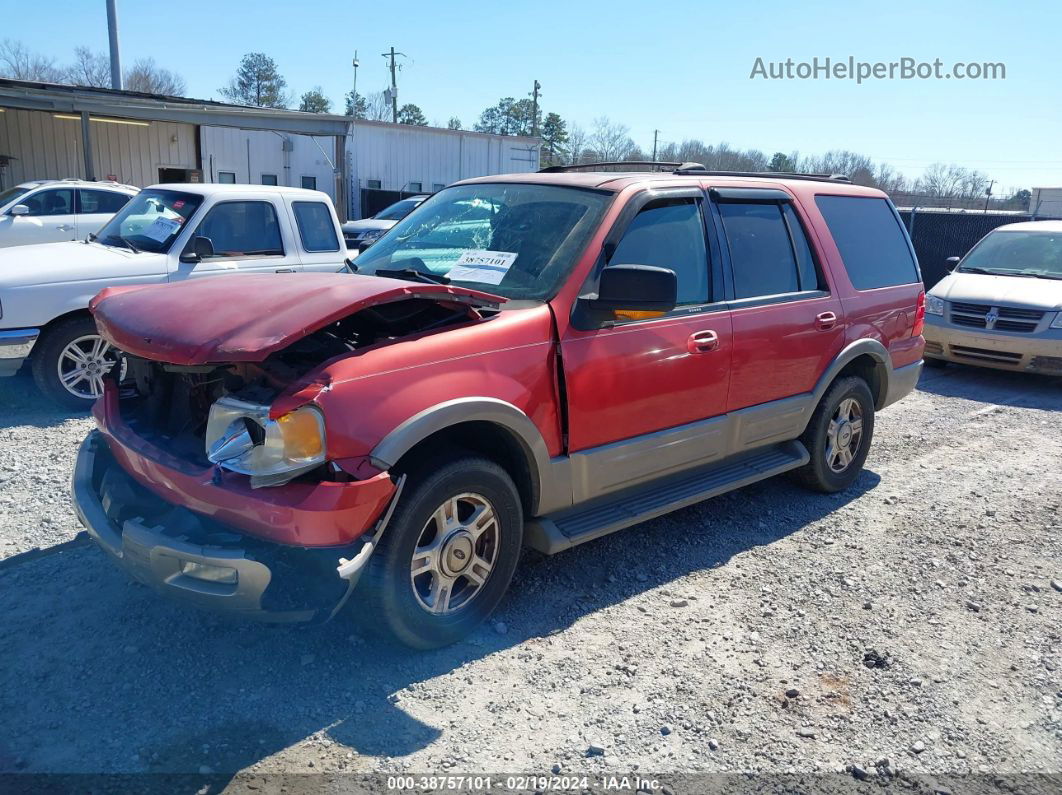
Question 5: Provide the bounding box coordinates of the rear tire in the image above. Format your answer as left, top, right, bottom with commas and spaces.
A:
792, 376, 875, 493
31, 316, 122, 410
357, 455, 523, 649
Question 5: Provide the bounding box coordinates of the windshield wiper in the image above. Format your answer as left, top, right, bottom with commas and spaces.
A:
1031, 272, 1062, 280
100, 234, 141, 254
374, 267, 450, 285
958, 266, 1002, 275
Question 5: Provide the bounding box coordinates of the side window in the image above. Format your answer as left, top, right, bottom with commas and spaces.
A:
815, 195, 918, 289
292, 201, 340, 252
195, 201, 284, 258
20, 188, 74, 217
609, 199, 709, 305
781, 203, 824, 291
718, 203, 800, 299
78, 189, 131, 215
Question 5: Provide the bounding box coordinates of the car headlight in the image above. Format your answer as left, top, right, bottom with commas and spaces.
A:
204, 397, 326, 488
360, 229, 385, 242
925, 294, 945, 316
1051, 311, 1062, 329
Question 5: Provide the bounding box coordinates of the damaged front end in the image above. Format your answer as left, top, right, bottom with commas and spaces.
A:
72, 273, 504, 621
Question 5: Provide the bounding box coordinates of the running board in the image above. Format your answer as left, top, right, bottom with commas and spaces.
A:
525, 441, 809, 554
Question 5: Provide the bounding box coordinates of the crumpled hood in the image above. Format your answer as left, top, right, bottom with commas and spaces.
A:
931, 271, 1062, 311
0, 241, 166, 288
90, 272, 506, 364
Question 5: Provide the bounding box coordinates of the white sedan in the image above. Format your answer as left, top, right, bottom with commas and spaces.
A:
0, 179, 138, 248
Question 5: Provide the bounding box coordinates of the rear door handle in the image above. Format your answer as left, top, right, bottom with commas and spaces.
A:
275, 268, 296, 273
815, 311, 838, 330
56, 224, 75, 232
688, 329, 720, 353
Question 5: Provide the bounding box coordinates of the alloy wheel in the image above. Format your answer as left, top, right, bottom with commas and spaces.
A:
56, 334, 123, 400
825, 397, 864, 473
410, 492, 499, 615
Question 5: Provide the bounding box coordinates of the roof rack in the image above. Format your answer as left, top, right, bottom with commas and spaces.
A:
538, 161, 682, 173
538, 161, 851, 183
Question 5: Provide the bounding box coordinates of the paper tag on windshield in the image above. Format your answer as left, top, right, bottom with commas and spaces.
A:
448, 250, 518, 285
142, 216, 182, 243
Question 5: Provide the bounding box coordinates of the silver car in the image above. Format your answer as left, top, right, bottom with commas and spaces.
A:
923, 220, 1062, 374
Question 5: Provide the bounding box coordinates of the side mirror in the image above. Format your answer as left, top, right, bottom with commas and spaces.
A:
9, 204, 29, 216
945, 256, 961, 271
580, 264, 678, 324
179, 235, 214, 263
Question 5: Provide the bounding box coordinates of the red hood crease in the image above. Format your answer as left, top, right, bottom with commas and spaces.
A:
90, 273, 505, 364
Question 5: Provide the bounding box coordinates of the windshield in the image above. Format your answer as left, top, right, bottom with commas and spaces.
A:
374, 198, 423, 221
960, 230, 1062, 279
0, 186, 30, 209
354, 183, 613, 300
94, 189, 204, 253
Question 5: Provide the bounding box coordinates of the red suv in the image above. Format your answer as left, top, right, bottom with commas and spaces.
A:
73, 164, 925, 648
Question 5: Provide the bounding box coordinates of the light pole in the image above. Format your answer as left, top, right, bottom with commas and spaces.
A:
351, 51, 359, 116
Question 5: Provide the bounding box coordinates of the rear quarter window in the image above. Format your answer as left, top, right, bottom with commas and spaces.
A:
815, 195, 919, 289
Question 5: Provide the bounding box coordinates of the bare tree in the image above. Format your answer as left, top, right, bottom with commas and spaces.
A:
589, 117, 635, 162
124, 58, 186, 96
0, 39, 63, 82
66, 46, 110, 87
362, 90, 391, 121
566, 123, 590, 165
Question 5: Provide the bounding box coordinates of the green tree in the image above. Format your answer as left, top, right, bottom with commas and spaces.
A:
447, 117, 462, 130
298, 86, 331, 113
344, 89, 368, 118
397, 103, 428, 126
540, 112, 568, 165
219, 52, 290, 108
768, 152, 796, 172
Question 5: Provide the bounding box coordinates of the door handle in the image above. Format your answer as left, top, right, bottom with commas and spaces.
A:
815, 311, 838, 331
687, 329, 720, 353
275, 268, 296, 273
56, 224, 75, 232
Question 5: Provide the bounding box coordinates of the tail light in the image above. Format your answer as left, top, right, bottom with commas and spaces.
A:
912, 290, 926, 337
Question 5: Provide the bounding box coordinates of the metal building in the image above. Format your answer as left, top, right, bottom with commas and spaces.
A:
0, 78, 540, 220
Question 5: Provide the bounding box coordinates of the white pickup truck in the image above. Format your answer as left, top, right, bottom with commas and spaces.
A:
0, 183, 352, 407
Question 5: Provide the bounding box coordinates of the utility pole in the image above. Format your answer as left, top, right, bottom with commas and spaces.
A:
983, 179, 996, 213
652, 129, 660, 162
106, 0, 122, 90
530, 80, 541, 137
382, 47, 406, 124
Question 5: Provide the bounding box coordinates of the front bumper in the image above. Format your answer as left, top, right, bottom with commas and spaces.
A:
72, 431, 373, 622
0, 328, 39, 376
923, 315, 1062, 374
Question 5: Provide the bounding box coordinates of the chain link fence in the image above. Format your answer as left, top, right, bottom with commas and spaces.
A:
897, 208, 1062, 287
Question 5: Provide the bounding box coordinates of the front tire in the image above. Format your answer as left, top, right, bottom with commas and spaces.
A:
31, 316, 123, 410
792, 376, 875, 493
359, 455, 524, 649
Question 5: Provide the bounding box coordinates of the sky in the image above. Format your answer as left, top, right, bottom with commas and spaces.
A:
4, 0, 1062, 193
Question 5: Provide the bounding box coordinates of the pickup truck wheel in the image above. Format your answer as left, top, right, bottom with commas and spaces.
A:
360, 456, 523, 649
792, 376, 875, 493
31, 316, 124, 410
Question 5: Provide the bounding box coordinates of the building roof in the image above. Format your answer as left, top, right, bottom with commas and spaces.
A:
0, 77, 539, 143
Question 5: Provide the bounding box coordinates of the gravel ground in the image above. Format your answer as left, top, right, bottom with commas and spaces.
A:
0, 364, 1060, 790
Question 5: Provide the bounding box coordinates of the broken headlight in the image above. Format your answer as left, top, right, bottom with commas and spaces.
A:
204, 397, 326, 488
